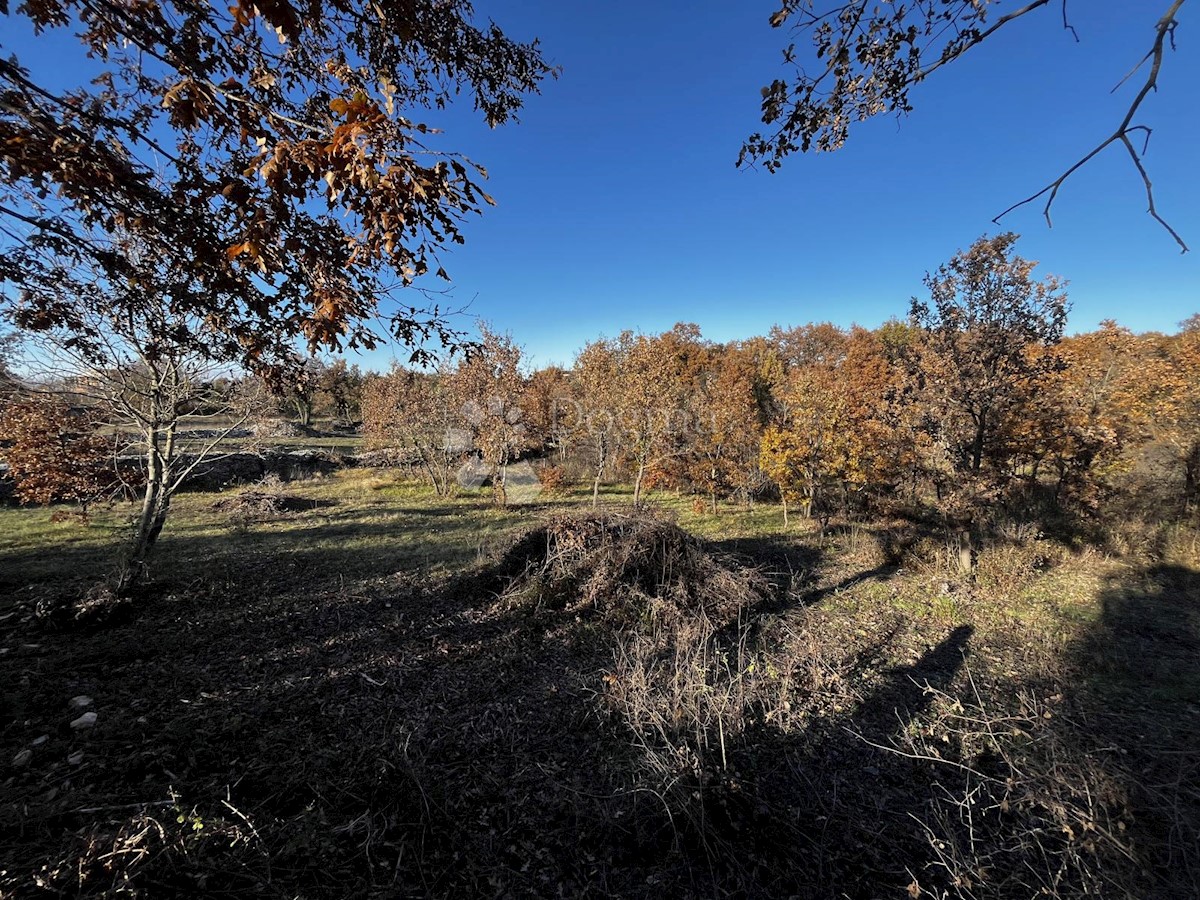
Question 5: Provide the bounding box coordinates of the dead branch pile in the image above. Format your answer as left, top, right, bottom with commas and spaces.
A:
211, 489, 316, 521
490, 512, 771, 627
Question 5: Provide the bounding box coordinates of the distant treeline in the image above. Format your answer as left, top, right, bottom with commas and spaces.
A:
361, 236, 1200, 533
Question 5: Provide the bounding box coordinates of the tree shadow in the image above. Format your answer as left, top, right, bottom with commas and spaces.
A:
1060, 563, 1200, 893
7, 516, 1197, 898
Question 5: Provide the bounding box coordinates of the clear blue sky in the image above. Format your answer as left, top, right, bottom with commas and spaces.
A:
4, 0, 1198, 370
400, 0, 1200, 368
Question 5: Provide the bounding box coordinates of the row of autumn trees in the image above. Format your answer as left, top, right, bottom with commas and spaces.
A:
363, 235, 1200, 531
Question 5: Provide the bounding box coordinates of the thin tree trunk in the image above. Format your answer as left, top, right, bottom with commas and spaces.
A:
592, 443, 606, 509
971, 408, 988, 474
118, 423, 174, 594
633, 459, 647, 508
956, 526, 975, 575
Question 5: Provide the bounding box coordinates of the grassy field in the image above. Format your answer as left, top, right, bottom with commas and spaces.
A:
2, 468, 1198, 897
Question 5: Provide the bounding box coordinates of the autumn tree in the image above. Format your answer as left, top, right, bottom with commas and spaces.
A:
0, 1, 551, 587
908, 233, 1068, 565
285, 358, 324, 427
571, 338, 622, 507
521, 365, 573, 457
361, 366, 459, 495
1007, 322, 1140, 505
1137, 327, 1200, 507
1, 0, 553, 361
911, 234, 1068, 478
760, 362, 862, 524
614, 324, 709, 507
742, 1, 1190, 251
318, 359, 365, 426
0, 395, 117, 517
767, 322, 848, 371
685, 343, 766, 513
449, 325, 527, 506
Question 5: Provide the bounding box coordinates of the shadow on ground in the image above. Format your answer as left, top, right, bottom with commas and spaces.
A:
1, 523, 1197, 898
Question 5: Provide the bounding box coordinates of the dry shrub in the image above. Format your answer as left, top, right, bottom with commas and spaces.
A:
28, 799, 265, 896
492, 511, 771, 627
973, 539, 1062, 597
533, 461, 568, 494
896, 680, 1163, 900
211, 485, 317, 526
1104, 517, 1200, 566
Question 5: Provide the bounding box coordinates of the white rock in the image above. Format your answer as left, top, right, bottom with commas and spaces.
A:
12, 749, 32, 767
31, 735, 49, 746
69, 711, 97, 730
68, 695, 93, 711
67, 750, 85, 765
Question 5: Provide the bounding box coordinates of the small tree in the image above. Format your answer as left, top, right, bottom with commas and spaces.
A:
448, 325, 527, 506
687, 344, 763, 514
361, 366, 459, 496
615, 324, 708, 507
319, 360, 365, 426
12, 241, 262, 593
286, 359, 324, 428
573, 338, 622, 508
909, 232, 1069, 567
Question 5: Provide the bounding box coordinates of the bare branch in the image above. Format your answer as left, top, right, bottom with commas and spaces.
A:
994, 0, 1189, 252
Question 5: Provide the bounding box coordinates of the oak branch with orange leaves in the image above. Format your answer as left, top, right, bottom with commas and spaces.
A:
0, 0, 554, 370
0, 0, 552, 590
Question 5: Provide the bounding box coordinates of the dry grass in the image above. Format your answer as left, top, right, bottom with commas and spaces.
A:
1, 479, 1198, 897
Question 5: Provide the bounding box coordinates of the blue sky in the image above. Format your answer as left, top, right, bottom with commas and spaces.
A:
398, 0, 1200, 368
4, 0, 1197, 370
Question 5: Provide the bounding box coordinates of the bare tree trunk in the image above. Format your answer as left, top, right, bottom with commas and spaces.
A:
118, 423, 175, 594
956, 526, 975, 576
492, 460, 508, 507
782, 495, 789, 528
633, 459, 647, 508
592, 442, 606, 509
293, 396, 313, 427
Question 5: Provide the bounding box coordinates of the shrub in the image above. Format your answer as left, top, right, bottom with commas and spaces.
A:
0, 397, 117, 517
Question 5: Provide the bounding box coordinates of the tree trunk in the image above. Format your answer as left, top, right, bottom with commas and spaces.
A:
592, 445, 605, 509
492, 461, 508, 507
117, 425, 175, 595
782, 495, 789, 528
970, 408, 988, 474
633, 459, 647, 508
293, 397, 313, 427
956, 526, 975, 576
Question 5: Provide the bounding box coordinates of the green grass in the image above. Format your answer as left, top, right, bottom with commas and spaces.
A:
2, 467, 1193, 675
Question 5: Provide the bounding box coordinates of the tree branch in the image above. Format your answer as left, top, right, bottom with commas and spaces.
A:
994, 0, 1189, 253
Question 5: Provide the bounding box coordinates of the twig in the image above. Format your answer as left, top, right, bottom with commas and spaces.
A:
72, 800, 175, 814
995, 0, 1189, 252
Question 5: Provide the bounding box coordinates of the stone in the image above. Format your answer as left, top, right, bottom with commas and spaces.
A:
67, 750, 84, 765
69, 711, 97, 730
68, 695, 93, 710
31, 735, 48, 746
12, 749, 32, 767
